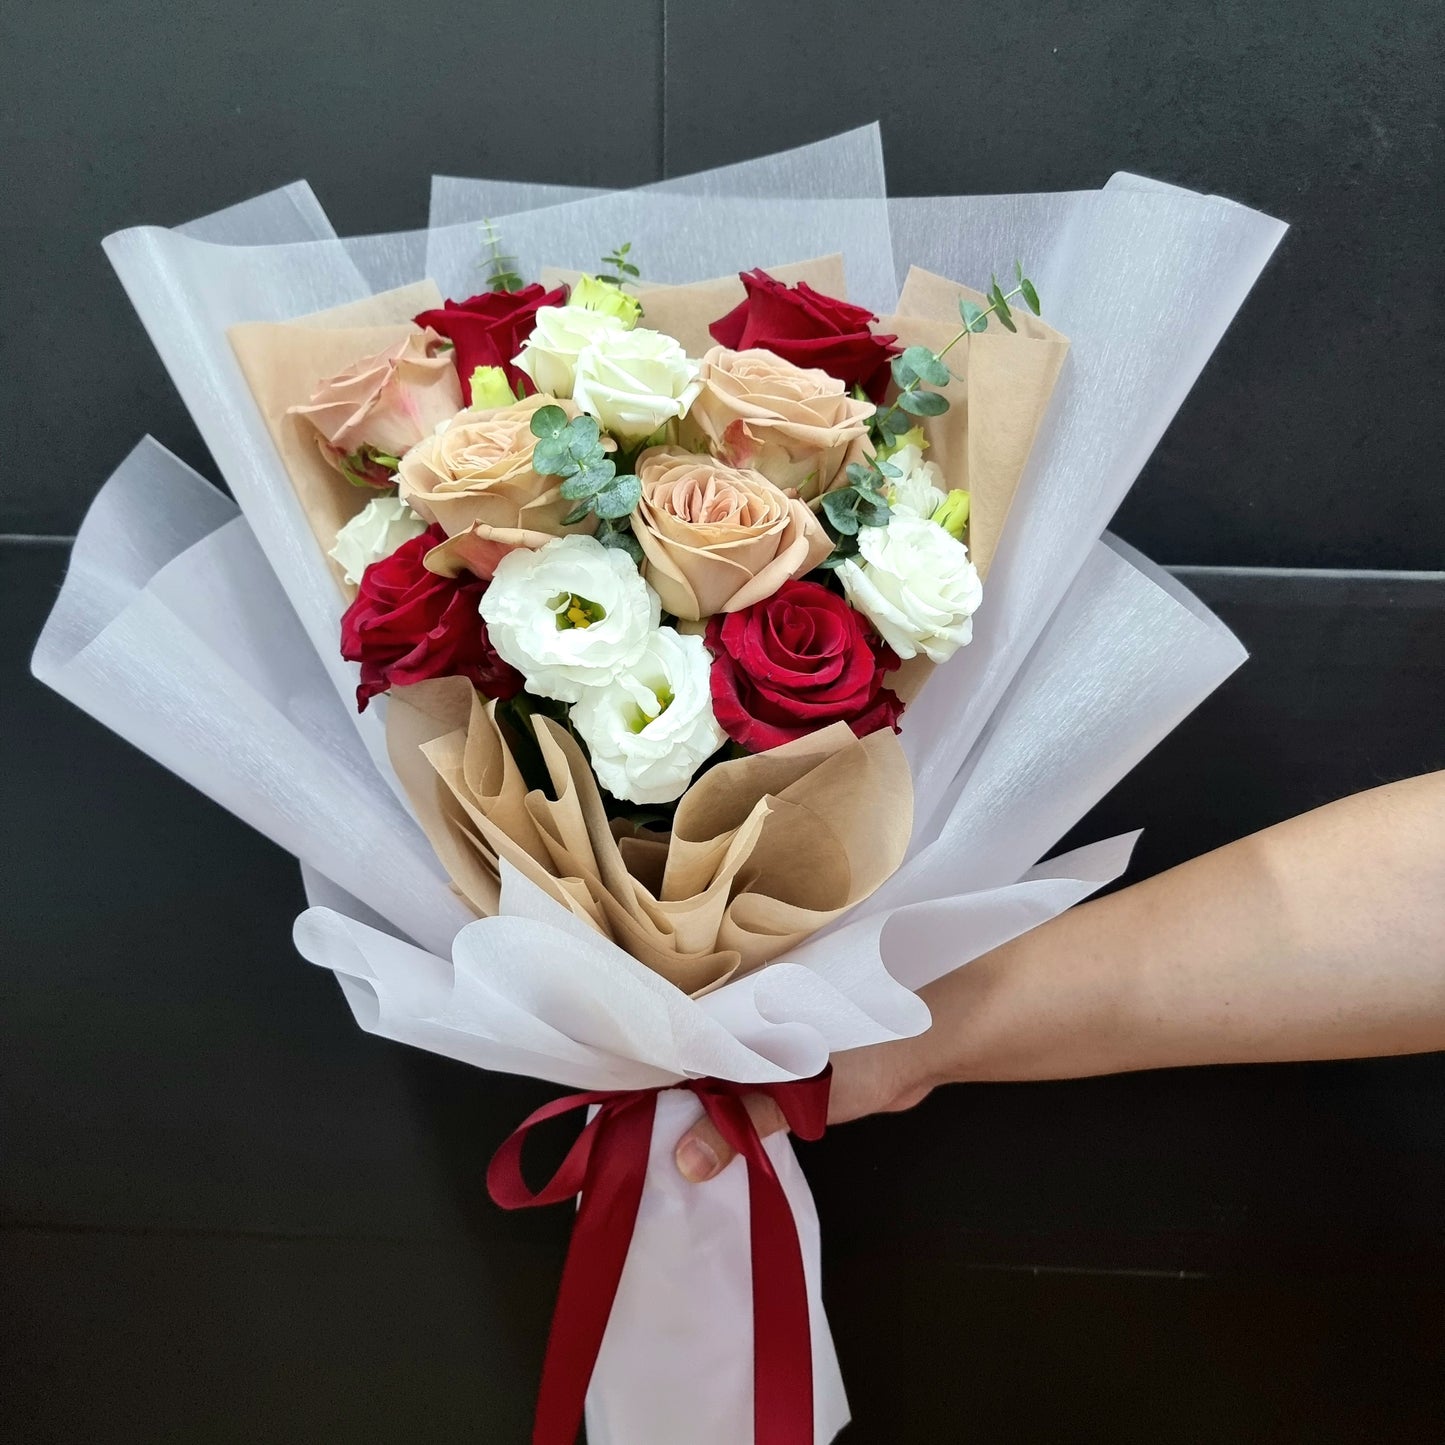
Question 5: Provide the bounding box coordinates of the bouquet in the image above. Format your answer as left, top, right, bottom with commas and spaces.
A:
34, 125, 1285, 1443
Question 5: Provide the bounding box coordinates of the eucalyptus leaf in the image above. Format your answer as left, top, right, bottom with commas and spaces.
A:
898, 388, 950, 417
959, 299, 987, 333
890, 355, 917, 389
592, 473, 642, 520
821, 490, 861, 535
903, 345, 950, 386
562, 503, 592, 526
845, 462, 876, 489
566, 416, 601, 452
1021, 277, 1041, 315
875, 459, 902, 478
560, 472, 603, 500
882, 407, 914, 436
597, 523, 644, 563
530, 405, 569, 440
532, 436, 576, 476
989, 280, 1016, 331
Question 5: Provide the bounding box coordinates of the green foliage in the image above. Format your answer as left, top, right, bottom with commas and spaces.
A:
480, 218, 524, 293
877, 406, 914, 439
959, 299, 988, 333
867, 260, 1041, 453
595, 517, 644, 563
820, 458, 893, 555
988, 276, 1017, 332
598, 240, 641, 288
897, 388, 950, 417
590, 474, 642, 520
1014, 258, 1042, 315
530, 406, 643, 528
870, 351, 952, 446
899, 345, 951, 387
955, 264, 1042, 338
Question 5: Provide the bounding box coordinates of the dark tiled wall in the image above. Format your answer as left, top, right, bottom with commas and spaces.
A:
2, 2, 1442, 1441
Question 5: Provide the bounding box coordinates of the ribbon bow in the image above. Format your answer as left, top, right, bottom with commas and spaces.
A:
488, 1069, 833, 1445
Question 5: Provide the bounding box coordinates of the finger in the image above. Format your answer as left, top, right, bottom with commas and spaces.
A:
675, 1094, 787, 1183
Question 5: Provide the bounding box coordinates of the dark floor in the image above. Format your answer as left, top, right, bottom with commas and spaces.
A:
4, 0, 1445, 1439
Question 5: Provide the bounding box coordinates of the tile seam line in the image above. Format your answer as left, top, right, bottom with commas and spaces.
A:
658, 0, 668, 178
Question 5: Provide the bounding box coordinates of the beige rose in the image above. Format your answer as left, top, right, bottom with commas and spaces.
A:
632, 448, 834, 620
397, 393, 594, 539
422, 523, 555, 581
678, 346, 874, 502
289, 328, 463, 481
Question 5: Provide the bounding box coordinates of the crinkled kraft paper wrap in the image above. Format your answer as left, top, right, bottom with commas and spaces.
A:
389, 678, 912, 994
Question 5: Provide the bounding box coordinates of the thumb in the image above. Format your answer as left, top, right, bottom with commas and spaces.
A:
675, 1094, 788, 1183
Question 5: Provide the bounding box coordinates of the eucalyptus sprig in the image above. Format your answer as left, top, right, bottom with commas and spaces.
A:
529, 405, 644, 560
480, 218, 524, 293
867, 261, 1042, 448
817, 457, 900, 565
598, 241, 641, 289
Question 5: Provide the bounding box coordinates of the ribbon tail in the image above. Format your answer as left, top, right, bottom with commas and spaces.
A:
532, 1094, 658, 1445
746, 1141, 816, 1445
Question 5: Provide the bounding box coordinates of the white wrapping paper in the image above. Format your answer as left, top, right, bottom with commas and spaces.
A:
35, 127, 1285, 1445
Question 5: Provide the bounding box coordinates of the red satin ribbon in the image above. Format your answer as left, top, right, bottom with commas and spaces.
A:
488, 1069, 833, 1445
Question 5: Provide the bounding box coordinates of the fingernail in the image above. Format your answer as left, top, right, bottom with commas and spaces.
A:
676, 1136, 719, 1183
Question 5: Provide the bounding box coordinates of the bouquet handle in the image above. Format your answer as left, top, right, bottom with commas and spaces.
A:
490, 1075, 848, 1445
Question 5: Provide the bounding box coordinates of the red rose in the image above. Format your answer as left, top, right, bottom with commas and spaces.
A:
414, 284, 566, 404
705, 579, 904, 751
340, 525, 522, 711
709, 270, 900, 403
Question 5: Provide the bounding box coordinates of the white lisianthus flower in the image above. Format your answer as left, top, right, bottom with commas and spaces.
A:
512, 305, 629, 399
570, 628, 725, 804
882, 442, 946, 520
571, 327, 702, 444
478, 534, 660, 702
836, 516, 982, 663
328, 496, 428, 585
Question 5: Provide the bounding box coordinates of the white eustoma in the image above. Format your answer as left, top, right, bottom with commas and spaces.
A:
570, 628, 725, 805
479, 534, 661, 702
328, 496, 428, 585
883, 442, 946, 520
836, 516, 983, 663
512, 305, 629, 399
571, 327, 702, 444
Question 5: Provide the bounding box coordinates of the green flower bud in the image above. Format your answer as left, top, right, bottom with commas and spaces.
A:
877, 424, 928, 461
569, 274, 642, 328
468, 365, 517, 410
931, 489, 971, 540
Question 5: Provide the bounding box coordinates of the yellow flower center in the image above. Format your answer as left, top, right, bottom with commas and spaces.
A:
626, 683, 674, 734
549, 592, 607, 631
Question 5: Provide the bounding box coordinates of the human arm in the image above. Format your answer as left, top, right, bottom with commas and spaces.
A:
676, 771, 1445, 1182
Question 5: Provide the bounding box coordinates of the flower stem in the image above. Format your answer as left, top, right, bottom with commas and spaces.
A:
870, 283, 1027, 442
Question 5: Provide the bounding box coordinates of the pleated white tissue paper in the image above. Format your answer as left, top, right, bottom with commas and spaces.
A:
35, 126, 1284, 1445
